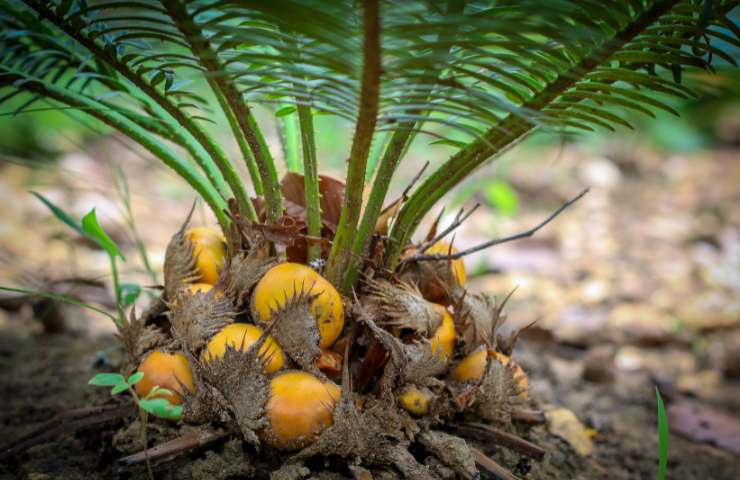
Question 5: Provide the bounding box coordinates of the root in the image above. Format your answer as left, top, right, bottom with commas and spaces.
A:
0, 404, 135, 459
511, 409, 546, 425
451, 422, 546, 460
471, 447, 521, 480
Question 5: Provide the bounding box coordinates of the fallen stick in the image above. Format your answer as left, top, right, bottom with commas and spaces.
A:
118, 429, 228, 466
470, 447, 520, 480
454, 422, 546, 460
511, 409, 546, 425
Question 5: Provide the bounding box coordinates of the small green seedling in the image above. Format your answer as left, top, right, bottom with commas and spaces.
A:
655, 386, 669, 480
89, 372, 182, 421
30, 192, 142, 325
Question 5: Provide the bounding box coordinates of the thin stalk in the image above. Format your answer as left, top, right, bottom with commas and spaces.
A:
245, 111, 283, 221
163, 0, 283, 222
0, 286, 118, 324
279, 105, 301, 172
364, 129, 390, 181
297, 104, 321, 262
24, 0, 247, 223
385, 0, 681, 269
213, 86, 264, 197
109, 256, 125, 325
325, 0, 381, 288
4, 69, 230, 229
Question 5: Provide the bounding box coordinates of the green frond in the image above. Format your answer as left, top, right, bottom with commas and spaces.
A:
384, 0, 740, 270
0, 63, 229, 227
2, 0, 261, 222
2, 0, 738, 291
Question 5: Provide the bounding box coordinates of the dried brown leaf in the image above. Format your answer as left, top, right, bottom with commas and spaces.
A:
545, 408, 594, 456
668, 397, 740, 455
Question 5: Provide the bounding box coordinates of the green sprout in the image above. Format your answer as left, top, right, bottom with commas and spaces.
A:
655, 386, 669, 480
89, 372, 183, 421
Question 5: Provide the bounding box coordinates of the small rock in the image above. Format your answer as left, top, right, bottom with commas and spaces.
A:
709, 329, 740, 379
607, 303, 673, 345
614, 346, 644, 372
549, 357, 584, 387
582, 345, 615, 383
578, 157, 622, 189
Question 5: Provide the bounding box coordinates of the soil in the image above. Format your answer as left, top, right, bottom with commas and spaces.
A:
1, 317, 738, 479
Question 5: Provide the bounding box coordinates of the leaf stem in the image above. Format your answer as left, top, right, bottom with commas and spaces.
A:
340, 125, 414, 290
341, 0, 467, 290
162, 0, 283, 222
325, 0, 382, 288
297, 104, 321, 262
279, 105, 301, 173
212, 87, 264, 198
655, 387, 669, 480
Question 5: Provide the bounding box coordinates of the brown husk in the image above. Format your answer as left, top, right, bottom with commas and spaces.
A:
169, 289, 236, 353
363, 279, 442, 336
163, 219, 200, 301
260, 289, 322, 375
452, 291, 506, 354
197, 340, 272, 445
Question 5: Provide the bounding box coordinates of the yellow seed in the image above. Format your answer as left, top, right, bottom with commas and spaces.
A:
452, 348, 529, 397
204, 324, 285, 374
252, 263, 344, 348
185, 227, 226, 285
261, 371, 340, 450
429, 304, 456, 360
398, 385, 433, 416
135, 351, 194, 405
427, 241, 466, 286
451, 348, 488, 382
188, 282, 213, 295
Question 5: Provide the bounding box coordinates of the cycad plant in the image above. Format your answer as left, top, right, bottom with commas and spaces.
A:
2, 0, 738, 478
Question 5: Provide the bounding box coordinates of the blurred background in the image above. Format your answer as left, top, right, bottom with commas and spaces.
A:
1, 63, 739, 478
